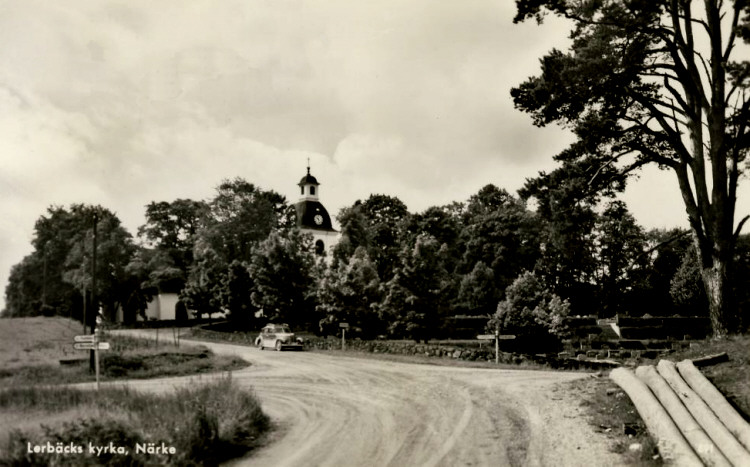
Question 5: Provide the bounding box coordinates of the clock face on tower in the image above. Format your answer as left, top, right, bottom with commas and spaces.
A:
314, 214, 323, 225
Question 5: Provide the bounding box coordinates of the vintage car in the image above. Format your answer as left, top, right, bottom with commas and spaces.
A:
255, 323, 303, 351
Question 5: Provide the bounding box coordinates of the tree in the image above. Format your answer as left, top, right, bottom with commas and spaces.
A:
201, 178, 288, 263
670, 245, 708, 315
62, 207, 137, 320
332, 203, 372, 266
137, 199, 208, 276
248, 230, 317, 329
592, 201, 649, 317
3, 204, 136, 321
219, 260, 258, 328
180, 238, 225, 319
457, 261, 498, 316
629, 228, 694, 315
513, 1, 750, 335
5, 205, 92, 318
733, 234, 750, 330
490, 271, 571, 352
520, 173, 598, 310
4, 255, 45, 317
181, 179, 289, 318
379, 234, 452, 341
460, 185, 541, 300
359, 194, 410, 281
317, 247, 384, 337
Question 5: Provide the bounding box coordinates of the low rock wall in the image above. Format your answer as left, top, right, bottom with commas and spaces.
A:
303, 337, 618, 370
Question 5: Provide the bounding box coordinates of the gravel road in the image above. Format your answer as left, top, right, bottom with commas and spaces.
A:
115, 332, 624, 466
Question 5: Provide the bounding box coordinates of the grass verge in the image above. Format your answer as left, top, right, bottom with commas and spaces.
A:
0, 334, 248, 387
0, 378, 270, 466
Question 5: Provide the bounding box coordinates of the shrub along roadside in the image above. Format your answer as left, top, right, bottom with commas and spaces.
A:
0, 378, 270, 466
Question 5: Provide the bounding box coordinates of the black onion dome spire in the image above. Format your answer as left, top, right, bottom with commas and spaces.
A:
298, 166, 319, 186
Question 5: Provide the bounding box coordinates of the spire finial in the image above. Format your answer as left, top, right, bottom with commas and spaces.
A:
307, 157, 310, 175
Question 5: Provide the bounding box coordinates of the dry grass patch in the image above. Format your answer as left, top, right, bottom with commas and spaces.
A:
0, 379, 270, 466
0, 318, 249, 387
0, 317, 82, 368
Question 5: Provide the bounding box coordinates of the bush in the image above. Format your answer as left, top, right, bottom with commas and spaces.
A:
490, 272, 570, 352
0, 379, 270, 466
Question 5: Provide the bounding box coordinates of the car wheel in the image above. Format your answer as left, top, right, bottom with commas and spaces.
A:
275, 340, 282, 351
257, 338, 264, 350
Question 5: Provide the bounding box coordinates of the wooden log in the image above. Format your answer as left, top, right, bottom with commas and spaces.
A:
635, 365, 731, 467
691, 352, 729, 367
677, 359, 750, 451
657, 360, 750, 466
610, 367, 702, 466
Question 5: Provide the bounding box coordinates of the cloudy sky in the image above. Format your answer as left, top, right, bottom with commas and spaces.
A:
1, 1, 746, 311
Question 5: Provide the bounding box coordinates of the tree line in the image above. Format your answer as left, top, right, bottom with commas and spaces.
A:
5, 177, 749, 342
7, 1, 750, 345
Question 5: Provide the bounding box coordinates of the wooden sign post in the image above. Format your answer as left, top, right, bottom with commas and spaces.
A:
73, 329, 109, 390
477, 332, 516, 364
340, 322, 349, 351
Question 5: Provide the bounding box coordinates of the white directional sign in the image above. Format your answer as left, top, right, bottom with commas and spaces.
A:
73, 342, 109, 351
477, 334, 517, 340
74, 335, 96, 343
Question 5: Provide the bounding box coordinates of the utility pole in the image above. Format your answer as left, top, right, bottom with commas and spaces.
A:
42, 241, 48, 307
82, 284, 87, 334
89, 211, 98, 372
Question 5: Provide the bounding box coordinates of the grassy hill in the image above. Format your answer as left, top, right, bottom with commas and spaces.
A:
0, 316, 83, 369
0, 316, 270, 465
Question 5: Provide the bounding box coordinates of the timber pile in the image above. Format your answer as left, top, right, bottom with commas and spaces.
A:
611, 359, 750, 466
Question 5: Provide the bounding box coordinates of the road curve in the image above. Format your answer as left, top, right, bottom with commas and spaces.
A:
113, 331, 622, 466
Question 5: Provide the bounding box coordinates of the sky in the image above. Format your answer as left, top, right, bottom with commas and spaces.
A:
0, 1, 747, 312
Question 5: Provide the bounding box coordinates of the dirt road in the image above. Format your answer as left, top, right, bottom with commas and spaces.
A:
115, 332, 623, 466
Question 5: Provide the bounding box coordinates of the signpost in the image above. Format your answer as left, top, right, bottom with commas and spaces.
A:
73, 330, 109, 390
340, 323, 349, 351
478, 332, 516, 364
73, 342, 110, 350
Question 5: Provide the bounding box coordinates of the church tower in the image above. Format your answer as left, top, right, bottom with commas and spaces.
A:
294, 165, 339, 257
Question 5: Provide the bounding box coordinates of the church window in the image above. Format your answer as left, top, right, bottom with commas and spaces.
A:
310, 186, 316, 196
300, 186, 304, 195
315, 239, 325, 256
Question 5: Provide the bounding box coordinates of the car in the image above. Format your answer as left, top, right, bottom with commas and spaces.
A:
255, 323, 304, 351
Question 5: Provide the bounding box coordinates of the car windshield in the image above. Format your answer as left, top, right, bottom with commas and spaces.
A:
276, 326, 291, 333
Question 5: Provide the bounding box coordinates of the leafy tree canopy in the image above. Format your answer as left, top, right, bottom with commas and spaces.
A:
513, 0, 750, 334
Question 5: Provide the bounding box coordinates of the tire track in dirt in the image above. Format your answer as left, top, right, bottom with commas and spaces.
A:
114, 331, 623, 466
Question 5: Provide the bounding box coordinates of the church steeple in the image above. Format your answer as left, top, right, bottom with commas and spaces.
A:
298, 162, 320, 201
294, 163, 338, 257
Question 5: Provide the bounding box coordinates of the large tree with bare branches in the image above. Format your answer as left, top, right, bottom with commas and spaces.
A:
512, 0, 750, 335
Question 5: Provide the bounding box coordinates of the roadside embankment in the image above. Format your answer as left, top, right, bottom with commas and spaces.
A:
611, 359, 750, 465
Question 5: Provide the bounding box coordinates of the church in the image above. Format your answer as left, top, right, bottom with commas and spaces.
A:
126, 165, 340, 323
294, 165, 340, 257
